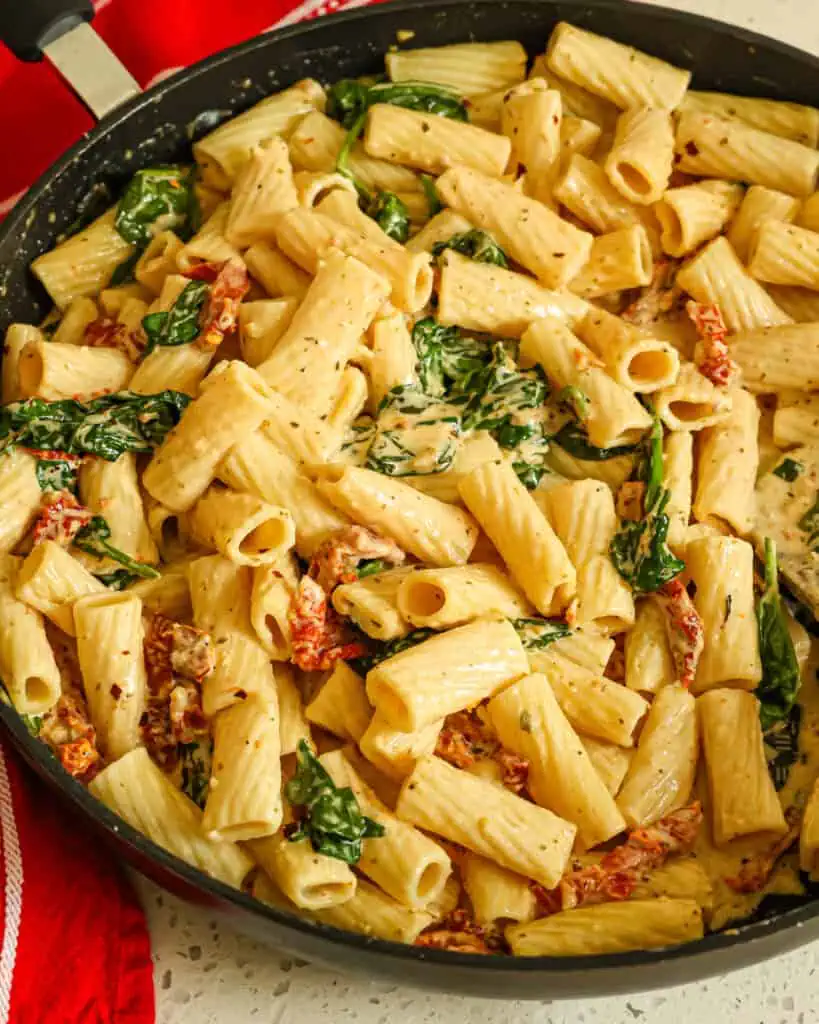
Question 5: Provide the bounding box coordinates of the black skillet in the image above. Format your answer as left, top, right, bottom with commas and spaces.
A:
1, 0, 819, 999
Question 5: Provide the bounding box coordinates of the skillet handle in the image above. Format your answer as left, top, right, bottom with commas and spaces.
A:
0, 0, 93, 61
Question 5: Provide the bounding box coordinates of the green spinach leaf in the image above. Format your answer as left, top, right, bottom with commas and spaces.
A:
756, 537, 802, 731
285, 740, 384, 864
365, 191, 410, 244
366, 386, 462, 477
326, 79, 468, 130
432, 229, 509, 268
142, 280, 209, 353
35, 457, 79, 494
356, 559, 390, 579
74, 516, 160, 580
798, 493, 819, 552
114, 166, 199, 248
772, 457, 803, 483
420, 174, 442, 218
512, 617, 571, 651
460, 343, 547, 433
94, 569, 142, 590
0, 390, 190, 462
179, 738, 213, 809
609, 417, 684, 594
108, 251, 141, 287
552, 421, 638, 462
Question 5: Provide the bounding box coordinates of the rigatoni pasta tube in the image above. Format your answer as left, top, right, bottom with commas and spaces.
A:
366, 617, 528, 732
767, 285, 819, 323
257, 250, 390, 416
73, 592, 147, 761
569, 225, 653, 299
385, 41, 526, 96
15, 540, 105, 635
320, 750, 451, 908
542, 478, 634, 632
143, 361, 272, 512
2, 324, 43, 402
553, 154, 642, 235
397, 564, 532, 631
316, 465, 478, 567
192, 78, 324, 187
359, 712, 442, 781
663, 430, 694, 552
654, 363, 732, 432
675, 112, 819, 198
244, 242, 310, 299
312, 879, 434, 942
437, 250, 588, 338
188, 485, 295, 568
542, 661, 649, 747
249, 827, 356, 910
729, 323, 819, 393
488, 673, 626, 848
218, 432, 349, 558
225, 138, 298, 248
748, 221, 819, 289
202, 692, 282, 842
249, 558, 297, 660
693, 387, 759, 535
546, 22, 690, 111
332, 568, 413, 642
686, 535, 762, 694
800, 777, 819, 877
520, 316, 652, 448
188, 555, 276, 716
364, 104, 511, 178
305, 661, 372, 743
238, 298, 299, 367
576, 307, 679, 394
0, 449, 42, 554
656, 181, 744, 258
698, 688, 787, 846
507, 899, 703, 957
675, 237, 792, 334
260, 388, 339, 469
773, 394, 819, 447
616, 684, 698, 828
625, 598, 676, 696
680, 90, 819, 147
604, 107, 674, 206
79, 453, 157, 568
435, 165, 593, 290
90, 748, 252, 888
728, 185, 800, 263
581, 737, 632, 797
396, 755, 576, 887
458, 458, 575, 616
500, 80, 562, 178
369, 311, 417, 408
461, 855, 536, 925
274, 664, 310, 756
18, 341, 132, 401
31, 208, 134, 309
0, 556, 61, 714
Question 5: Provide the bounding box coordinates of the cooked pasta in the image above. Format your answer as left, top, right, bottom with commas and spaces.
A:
4, 23, 817, 962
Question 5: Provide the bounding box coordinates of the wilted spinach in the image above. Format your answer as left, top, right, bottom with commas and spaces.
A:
756, 537, 802, 732
512, 617, 571, 651
432, 229, 509, 267
0, 391, 190, 462
74, 516, 160, 580
285, 740, 384, 864
552, 421, 637, 462
366, 387, 462, 477
610, 416, 684, 593
114, 165, 199, 249
142, 280, 209, 353
364, 190, 410, 244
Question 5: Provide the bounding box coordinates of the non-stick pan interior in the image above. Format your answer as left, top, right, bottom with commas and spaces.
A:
2, 0, 819, 997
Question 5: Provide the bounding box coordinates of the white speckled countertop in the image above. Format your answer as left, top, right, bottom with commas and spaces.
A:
143, 0, 819, 1019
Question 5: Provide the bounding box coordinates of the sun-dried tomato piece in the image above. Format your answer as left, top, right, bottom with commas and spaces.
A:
656, 579, 705, 688
416, 909, 493, 954
685, 300, 737, 388
40, 691, 102, 782
31, 491, 92, 547
308, 525, 406, 593
289, 576, 368, 672
84, 316, 144, 362
188, 257, 249, 349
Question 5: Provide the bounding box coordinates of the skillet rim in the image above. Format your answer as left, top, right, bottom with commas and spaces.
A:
2, 0, 819, 988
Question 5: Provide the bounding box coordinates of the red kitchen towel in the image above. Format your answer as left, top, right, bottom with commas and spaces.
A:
0, 739, 154, 1023
0, 0, 381, 217
0, 0, 379, 1019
